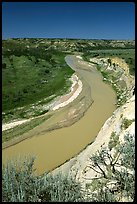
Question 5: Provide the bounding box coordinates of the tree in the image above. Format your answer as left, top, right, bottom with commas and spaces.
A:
107, 58, 112, 66
86, 132, 135, 202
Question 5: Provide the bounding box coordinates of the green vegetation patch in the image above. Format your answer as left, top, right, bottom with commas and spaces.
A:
2, 39, 74, 114
121, 118, 135, 130
83, 49, 135, 76
2, 156, 84, 202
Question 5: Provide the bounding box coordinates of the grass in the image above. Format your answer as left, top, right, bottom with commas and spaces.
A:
2, 103, 49, 123
2, 42, 74, 110
2, 39, 74, 122
2, 114, 52, 143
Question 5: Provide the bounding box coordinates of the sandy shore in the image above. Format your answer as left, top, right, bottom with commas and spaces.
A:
2, 119, 32, 131
51, 74, 82, 111
2, 73, 82, 132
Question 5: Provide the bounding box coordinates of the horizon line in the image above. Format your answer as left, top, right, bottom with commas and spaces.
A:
2, 37, 135, 41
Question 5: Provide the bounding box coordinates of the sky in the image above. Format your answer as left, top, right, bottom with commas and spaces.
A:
2, 2, 135, 40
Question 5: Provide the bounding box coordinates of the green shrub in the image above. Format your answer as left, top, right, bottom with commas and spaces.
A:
88, 133, 135, 202
2, 156, 41, 202
39, 173, 84, 202
121, 118, 134, 130
2, 156, 84, 202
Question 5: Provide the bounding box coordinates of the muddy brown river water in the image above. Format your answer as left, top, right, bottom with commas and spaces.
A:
2, 55, 117, 175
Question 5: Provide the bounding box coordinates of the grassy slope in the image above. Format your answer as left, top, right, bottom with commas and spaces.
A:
2, 39, 74, 120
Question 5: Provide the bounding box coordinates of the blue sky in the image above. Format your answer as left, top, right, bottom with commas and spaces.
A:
2, 2, 135, 40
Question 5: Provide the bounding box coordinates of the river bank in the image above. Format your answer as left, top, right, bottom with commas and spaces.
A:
52, 94, 135, 201
2, 70, 92, 149
2, 73, 82, 132
2, 55, 116, 175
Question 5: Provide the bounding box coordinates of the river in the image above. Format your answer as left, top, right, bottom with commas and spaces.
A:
2, 55, 116, 175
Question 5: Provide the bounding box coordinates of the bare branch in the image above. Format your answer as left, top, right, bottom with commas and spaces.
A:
86, 165, 103, 175
113, 152, 121, 166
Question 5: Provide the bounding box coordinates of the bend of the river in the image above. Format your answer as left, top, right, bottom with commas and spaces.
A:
2, 55, 117, 175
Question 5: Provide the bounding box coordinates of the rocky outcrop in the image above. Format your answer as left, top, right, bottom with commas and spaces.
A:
90, 56, 135, 107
